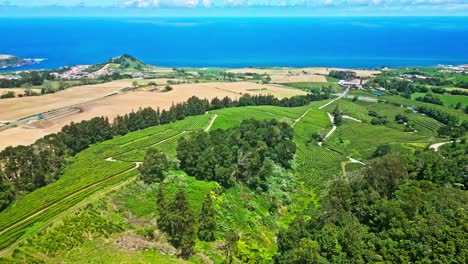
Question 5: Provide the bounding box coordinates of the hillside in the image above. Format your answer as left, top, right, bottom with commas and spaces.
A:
108, 54, 148, 72
0, 55, 24, 68
0, 83, 466, 263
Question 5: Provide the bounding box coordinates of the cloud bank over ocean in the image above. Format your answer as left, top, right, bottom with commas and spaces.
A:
1, 0, 467, 16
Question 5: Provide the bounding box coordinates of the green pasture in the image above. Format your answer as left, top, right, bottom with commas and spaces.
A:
411, 92, 468, 108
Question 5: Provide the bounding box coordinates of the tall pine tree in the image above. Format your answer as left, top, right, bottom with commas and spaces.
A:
156, 183, 170, 232
333, 104, 343, 126
198, 192, 217, 241
167, 189, 196, 259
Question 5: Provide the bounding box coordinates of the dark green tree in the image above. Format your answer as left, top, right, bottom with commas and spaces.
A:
332, 105, 343, 126
0, 177, 14, 211
138, 149, 169, 184
166, 189, 196, 259
198, 192, 216, 241
156, 183, 170, 232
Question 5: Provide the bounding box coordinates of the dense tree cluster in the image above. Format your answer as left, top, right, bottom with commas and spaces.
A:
0, 71, 55, 88
416, 105, 459, 125
438, 121, 468, 139
329, 70, 357, 80
415, 92, 444, 105
410, 143, 467, 187
157, 185, 218, 259
138, 149, 169, 184
448, 89, 468, 96
276, 150, 468, 263
157, 186, 197, 259
368, 110, 389, 125
0, 134, 68, 210
177, 119, 296, 189
61, 117, 114, 155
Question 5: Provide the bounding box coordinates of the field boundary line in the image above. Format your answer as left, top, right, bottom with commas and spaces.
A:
292, 108, 313, 127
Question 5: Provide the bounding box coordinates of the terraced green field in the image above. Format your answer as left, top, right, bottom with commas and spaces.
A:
322, 98, 370, 121
324, 119, 436, 160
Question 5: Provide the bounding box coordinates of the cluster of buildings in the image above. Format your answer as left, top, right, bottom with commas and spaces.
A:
338, 79, 368, 89
51, 65, 117, 80
51, 65, 151, 80
401, 74, 428, 80
438, 64, 468, 74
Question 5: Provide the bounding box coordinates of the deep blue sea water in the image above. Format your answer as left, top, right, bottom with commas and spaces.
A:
1, 17, 468, 70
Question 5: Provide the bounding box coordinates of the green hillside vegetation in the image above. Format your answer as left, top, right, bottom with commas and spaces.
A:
0, 103, 332, 263
324, 119, 434, 160
108, 54, 148, 72
412, 92, 468, 108
0, 70, 467, 263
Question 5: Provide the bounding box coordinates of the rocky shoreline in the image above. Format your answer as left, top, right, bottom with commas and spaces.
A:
0, 55, 44, 69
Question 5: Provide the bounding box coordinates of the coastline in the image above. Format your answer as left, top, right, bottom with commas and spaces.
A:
0, 58, 45, 69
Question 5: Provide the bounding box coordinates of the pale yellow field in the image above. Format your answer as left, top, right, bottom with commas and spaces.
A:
311, 67, 381, 77
0, 80, 132, 121
0, 81, 304, 150
270, 74, 327, 83
227, 67, 380, 78
133, 78, 184, 85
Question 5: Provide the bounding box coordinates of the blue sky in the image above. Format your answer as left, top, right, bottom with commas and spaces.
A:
1, 0, 467, 16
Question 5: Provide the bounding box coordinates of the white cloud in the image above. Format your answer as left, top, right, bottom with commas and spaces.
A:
124, 0, 201, 7
8, 0, 467, 9
124, 0, 152, 7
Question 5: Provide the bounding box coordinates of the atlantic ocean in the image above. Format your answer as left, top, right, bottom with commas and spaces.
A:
1, 16, 468, 70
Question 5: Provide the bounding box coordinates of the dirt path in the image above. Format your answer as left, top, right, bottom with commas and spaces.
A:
318, 87, 349, 110
318, 112, 336, 147
204, 114, 218, 132
348, 157, 365, 165
292, 108, 313, 127
343, 115, 362, 122
429, 141, 451, 151
294, 86, 350, 128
